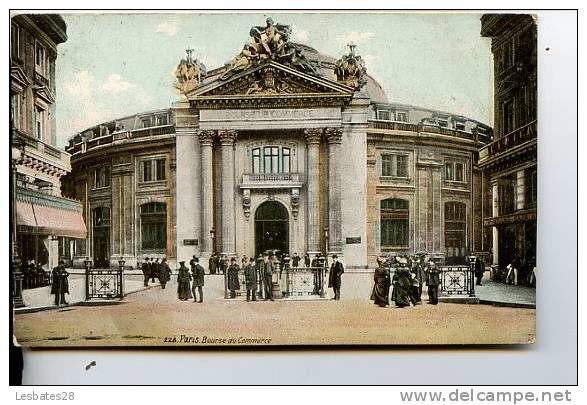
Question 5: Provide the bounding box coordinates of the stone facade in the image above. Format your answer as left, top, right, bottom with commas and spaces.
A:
63, 26, 492, 271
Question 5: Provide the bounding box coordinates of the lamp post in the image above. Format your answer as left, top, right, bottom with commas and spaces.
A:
118, 257, 126, 299
467, 255, 477, 297
12, 139, 25, 308
84, 257, 92, 300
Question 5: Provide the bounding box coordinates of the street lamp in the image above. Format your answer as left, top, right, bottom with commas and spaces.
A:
12, 139, 25, 308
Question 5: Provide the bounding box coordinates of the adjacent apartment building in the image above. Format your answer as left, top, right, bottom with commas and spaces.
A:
11, 14, 87, 275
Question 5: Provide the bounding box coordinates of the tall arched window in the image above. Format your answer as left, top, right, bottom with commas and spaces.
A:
445, 202, 467, 262
141, 202, 167, 250
380, 198, 409, 248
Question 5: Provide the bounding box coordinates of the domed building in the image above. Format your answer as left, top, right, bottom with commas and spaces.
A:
63, 19, 492, 271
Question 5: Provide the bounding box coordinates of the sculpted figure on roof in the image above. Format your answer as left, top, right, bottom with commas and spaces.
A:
220, 17, 319, 80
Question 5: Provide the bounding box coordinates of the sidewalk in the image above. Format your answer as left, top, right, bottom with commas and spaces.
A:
474, 276, 536, 308
17, 273, 153, 314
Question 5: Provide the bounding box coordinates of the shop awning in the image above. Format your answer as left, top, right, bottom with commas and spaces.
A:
16, 188, 87, 239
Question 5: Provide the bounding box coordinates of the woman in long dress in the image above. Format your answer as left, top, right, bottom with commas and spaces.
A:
391, 257, 412, 308
177, 261, 192, 301
371, 258, 391, 307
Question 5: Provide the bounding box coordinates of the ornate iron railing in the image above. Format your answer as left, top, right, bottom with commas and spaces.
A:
438, 265, 475, 297
85, 268, 124, 300
284, 266, 325, 298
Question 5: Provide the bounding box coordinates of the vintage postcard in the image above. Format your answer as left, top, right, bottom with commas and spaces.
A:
10, 11, 536, 347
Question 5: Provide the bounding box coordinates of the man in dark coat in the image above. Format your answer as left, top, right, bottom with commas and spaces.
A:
177, 261, 192, 300
371, 258, 391, 307
227, 257, 240, 298
391, 258, 411, 308
426, 261, 441, 305
191, 257, 205, 302
474, 256, 484, 286
151, 258, 159, 283
208, 254, 217, 275
244, 257, 257, 301
142, 257, 151, 287
159, 258, 172, 289
411, 256, 425, 302
219, 255, 228, 275
51, 260, 69, 306
261, 254, 274, 301
304, 253, 311, 267
291, 253, 301, 268
328, 254, 344, 300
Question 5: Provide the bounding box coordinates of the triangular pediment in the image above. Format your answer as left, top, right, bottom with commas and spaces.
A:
33, 85, 55, 104
10, 66, 31, 90
187, 61, 354, 109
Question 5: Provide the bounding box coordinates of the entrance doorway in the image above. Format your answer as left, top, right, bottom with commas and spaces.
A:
255, 201, 289, 257
92, 207, 110, 268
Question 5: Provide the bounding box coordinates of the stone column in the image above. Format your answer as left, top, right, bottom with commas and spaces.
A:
198, 130, 216, 257
304, 128, 322, 254
219, 129, 238, 257
491, 180, 499, 266
326, 127, 343, 254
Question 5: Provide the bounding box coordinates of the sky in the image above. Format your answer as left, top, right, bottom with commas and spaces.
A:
55, 12, 493, 148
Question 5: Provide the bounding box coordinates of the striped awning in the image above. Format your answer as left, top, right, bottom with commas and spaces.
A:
16, 188, 87, 239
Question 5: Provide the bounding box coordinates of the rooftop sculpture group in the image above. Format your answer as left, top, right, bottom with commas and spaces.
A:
174, 48, 208, 94
334, 43, 367, 90
220, 17, 319, 80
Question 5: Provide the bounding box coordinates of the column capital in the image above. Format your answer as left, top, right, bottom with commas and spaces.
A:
218, 129, 238, 145
325, 127, 343, 144
304, 128, 323, 144
197, 130, 216, 146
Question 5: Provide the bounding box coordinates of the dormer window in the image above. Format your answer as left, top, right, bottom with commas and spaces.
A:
376, 109, 391, 121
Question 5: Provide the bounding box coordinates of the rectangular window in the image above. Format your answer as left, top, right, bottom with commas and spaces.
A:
11, 94, 21, 129
282, 148, 291, 173
396, 155, 408, 178
502, 99, 515, 135
35, 107, 45, 140
377, 110, 391, 121
155, 158, 165, 181
94, 166, 111, 189
395, 111, 408, 122
498, 175, 517, 215
142, 158, 166, 182
438, 119, 449, 128
455, 121, 466, 131
381, 155, 393, 177
252, 148, 261, 174
155, 115, 168, 126
143, 160, 152, 182
525, 168, 537, 206
381, 154, 409, 178
444, 161, 466, 182
380, 199, 409, 248
11, 22, 21, 60
35, 41, 46, 75
263, 146, 280, 174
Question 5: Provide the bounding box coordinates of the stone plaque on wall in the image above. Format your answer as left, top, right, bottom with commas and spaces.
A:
183, 239, 198, 246
346, 237, 361, 244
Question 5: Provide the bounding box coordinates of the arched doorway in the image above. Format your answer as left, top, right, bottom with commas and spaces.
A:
255, 201, 289, 257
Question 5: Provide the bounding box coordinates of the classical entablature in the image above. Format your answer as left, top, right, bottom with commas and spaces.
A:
186, 60, 355, 109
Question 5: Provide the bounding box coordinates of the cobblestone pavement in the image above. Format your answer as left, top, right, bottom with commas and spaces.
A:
14, 273, 535, 347
475, 275, 536, 306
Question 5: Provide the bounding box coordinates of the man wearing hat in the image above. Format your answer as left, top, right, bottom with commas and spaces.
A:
191, 257, 205, 302
227, 257, 240, 298
159, 258, 172, 289
328, 254, 344, 300
261, 253, 274, 301
244, 257, 258, 301
141, 257, 151, 287
51, 260, 69, 306
151, 258, 160, 283
426, 260, 441, 305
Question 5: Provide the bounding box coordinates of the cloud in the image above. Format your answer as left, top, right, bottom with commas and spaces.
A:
155, 21, 178, 36
101, 74, 136, 94
336, 31, 375, 46
291, 26, 309, 43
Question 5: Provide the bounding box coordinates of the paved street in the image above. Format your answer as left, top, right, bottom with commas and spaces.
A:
14, 272, 535, 347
